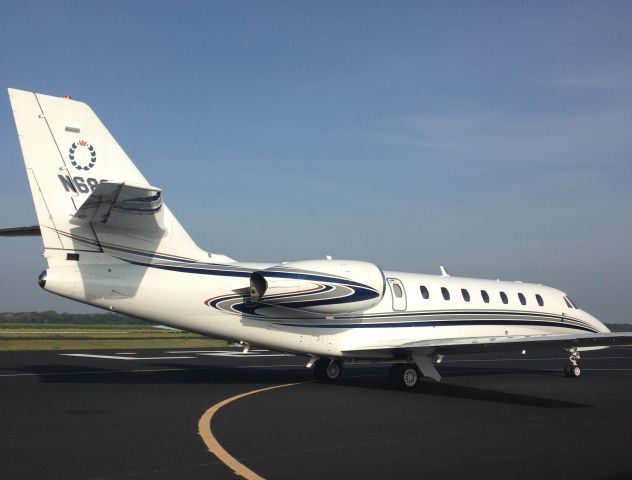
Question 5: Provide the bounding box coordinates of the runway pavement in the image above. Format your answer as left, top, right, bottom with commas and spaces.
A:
1, 347, 632, 479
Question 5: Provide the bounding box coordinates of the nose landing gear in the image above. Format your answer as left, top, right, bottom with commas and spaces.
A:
564, 348, 582, 377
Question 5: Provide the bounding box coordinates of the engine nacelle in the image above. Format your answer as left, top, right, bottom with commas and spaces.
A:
249, 259, 385, 314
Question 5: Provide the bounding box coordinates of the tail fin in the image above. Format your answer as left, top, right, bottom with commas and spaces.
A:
8, 88, 209, 263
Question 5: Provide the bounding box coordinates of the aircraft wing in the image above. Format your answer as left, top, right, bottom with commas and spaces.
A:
0, 225, 41, 236
71, 181, 164, 233
342, 332, 632, 357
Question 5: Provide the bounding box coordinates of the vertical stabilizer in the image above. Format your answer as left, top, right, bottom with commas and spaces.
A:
8, 88, 210, 263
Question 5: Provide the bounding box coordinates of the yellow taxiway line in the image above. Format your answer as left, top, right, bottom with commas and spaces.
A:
198, 382, 307, 479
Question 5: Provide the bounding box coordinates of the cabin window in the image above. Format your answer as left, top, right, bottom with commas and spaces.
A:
500, 291, 508, 304
420, 286, 429, 299
536, 294, 544, 307
518, 293, 526, 305
441, 287, 450, 300
481, 290, 490, 303
461, 289, 470, 302
392, 284, 403, 298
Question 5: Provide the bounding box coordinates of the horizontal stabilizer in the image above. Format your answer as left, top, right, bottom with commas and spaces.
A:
71, 181, 164, 233
0, 225, 41, 237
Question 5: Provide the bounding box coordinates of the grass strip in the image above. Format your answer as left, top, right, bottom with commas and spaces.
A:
0, 324, 227, 351
0, 338, 227, 351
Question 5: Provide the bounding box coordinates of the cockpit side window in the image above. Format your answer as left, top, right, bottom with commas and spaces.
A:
563, 296, 577, 309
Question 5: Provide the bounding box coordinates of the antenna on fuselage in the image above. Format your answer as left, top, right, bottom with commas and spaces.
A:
440, 265, 450, 277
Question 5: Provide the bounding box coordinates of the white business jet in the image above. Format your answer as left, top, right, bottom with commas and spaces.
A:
2, 88, 631, 388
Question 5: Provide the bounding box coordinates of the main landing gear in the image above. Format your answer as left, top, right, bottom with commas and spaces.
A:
313, 358, 343, 382
564, 348, 582, 378
388, 352, 442, 389
310, 353, 441, 388
388, 363, 422, 389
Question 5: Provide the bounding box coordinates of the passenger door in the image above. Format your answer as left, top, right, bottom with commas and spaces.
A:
388, 278, 407, 311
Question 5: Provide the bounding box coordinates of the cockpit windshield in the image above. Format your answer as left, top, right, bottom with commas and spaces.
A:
564, 296, 579, 309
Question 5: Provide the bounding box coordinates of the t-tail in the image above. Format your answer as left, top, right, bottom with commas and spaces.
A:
5, 88, 229, 309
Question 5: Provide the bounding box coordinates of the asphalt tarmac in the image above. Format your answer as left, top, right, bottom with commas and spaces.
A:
1, 347, 632, 479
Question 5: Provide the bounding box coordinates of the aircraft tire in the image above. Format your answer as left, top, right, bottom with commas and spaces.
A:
401, 365, 420, 388
314, 359, 342, 382
389, 363, 420, 389
564, 364, 581, 377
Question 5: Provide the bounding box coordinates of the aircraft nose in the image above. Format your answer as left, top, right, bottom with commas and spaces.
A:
586, 311, 610, 333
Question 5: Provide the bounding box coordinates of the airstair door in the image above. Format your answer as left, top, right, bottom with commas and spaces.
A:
388, 278, 407, 311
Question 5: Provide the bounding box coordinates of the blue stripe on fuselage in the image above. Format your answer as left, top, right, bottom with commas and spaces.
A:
276, 319, 598, 333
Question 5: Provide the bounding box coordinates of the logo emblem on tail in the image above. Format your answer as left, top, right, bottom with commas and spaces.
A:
68, 140, 97, 171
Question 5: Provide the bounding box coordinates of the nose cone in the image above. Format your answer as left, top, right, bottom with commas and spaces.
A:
37, 270, 47, 289
582, 310, 610, 333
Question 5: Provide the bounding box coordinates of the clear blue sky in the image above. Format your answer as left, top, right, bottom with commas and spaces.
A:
1, 1, 631, 322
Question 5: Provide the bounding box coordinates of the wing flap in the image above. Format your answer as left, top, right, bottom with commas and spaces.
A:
71, 181, 164, 233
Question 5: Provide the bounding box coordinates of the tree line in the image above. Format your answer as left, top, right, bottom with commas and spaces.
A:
0, 311, 149, 325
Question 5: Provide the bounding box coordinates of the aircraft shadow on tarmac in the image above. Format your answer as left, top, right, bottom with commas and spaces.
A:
340, 372, 592, 409
17, 362, 591, 409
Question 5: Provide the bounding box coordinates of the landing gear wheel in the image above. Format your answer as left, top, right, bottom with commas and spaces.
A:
565, 348, 582, 378
564, 364, 581, 377
314, 359, 343, 382
389, 363, 421, 389
402, 365, 419, 388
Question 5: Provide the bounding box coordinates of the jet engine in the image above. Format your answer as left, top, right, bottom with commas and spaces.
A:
249, 259, 385, 314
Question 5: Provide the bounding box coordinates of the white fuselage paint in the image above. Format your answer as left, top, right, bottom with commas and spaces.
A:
41, 252, 608, 360
7, 89, 614, 366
